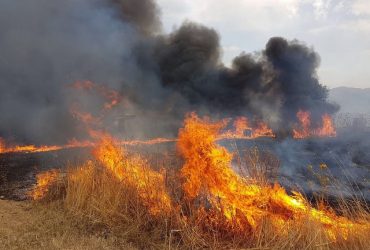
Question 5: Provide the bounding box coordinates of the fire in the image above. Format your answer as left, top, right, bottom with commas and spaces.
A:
29, 112, 369, 243
71, 110, 100, 126
118, 137, 177, 146
293, 110, 311, 138
0, 138, 94, 155
252, 121, 275, 138
71, 80, 126, 111
92, 135, 172, 215
31, 169, 59, 200
0, 139, 64, 154
0, 79, 338, 156
0, 137, 6, 154
178, 113, 367, 239
233, 116, 250, 137
0, 119, 274, 156
293, 110, 336, 139
316, 114, 337, 137
0, 137, 176, 155
220, 116, 275, 139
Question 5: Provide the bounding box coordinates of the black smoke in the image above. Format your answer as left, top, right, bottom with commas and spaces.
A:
150, 23, 338, 132
0, 0, 338, 144
110, 0, 161, 35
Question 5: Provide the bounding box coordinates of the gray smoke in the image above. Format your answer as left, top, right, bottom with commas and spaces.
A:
0, 0, 338, 144
0, 0, 148, 144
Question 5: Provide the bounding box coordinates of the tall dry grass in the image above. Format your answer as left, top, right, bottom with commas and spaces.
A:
32, 148, 370, 250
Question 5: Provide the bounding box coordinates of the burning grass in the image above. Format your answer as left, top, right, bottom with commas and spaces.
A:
293, 110, 337, 139
30, 113, 369, 249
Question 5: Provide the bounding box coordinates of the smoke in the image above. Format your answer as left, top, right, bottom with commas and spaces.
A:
0, 0, 338, 144
152, 25, 338, 131
264, 38, 339, 129
110, 0, 162, 35
0, 0, 145, 144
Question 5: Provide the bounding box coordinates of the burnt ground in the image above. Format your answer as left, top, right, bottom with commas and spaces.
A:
0, 153, 38, 200
0, 148, 91, 200
0, 144, 177, 200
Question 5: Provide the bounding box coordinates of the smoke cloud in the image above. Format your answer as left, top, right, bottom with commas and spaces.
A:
0, 0, 338, 144
110, 0, 162, 35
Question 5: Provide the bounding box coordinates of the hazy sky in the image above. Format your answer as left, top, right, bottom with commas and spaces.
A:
157, 0, 370, 89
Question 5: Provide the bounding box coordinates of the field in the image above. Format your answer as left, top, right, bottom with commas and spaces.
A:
2, 114, 367, 250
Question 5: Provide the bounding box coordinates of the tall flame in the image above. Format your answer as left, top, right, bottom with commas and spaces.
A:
178, 113, 367, 239
0, 137, 6, 154
316, 114, 337, 137
293, 110, 336, 139
31, 169, 59, 200
30, 112, 369, 242
92, 135, 172, 215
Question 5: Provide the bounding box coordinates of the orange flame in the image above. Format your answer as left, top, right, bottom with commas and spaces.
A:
0, 138, 6, 154
293, 110, 311, 139
92, 135, 172, 215
221, 116, 275, 140
293, 110, 336, 139
316, 114, 337, 137
178, 113, 367, 239
29, 112, 368, 241
31, 169, 59, 200
0, 137, 95, 155
71, 80, 126, 111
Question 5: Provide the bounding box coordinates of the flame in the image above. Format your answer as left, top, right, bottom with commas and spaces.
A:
118, 137, 177, 146
233, 116, 250, 137
293, 110, 311, 139
0, 137, 176, 155
92, 135, 172, 215
220, 116, 275, 139
0, 116, 273, 156
0, 137, 6, 154
71, 80, 126, 111
252, 121, 275, 138
0, 137, 94, 155
0, 139, 64, 154
316, 114, 337, 137
71, 110, 101, 126
31, 169, 59, 200
178, 113, 368, 239
293, 110, 336, 139
29, 112, 368, 242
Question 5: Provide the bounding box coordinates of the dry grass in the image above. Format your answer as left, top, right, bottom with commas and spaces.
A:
30, 153, 369, 250
0, 199, 136, 250
5, 114, 370, 249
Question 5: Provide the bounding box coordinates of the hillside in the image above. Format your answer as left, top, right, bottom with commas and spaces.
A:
329, 87, 370, 114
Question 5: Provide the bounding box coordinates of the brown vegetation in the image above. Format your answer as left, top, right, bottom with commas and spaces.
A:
27, 114, 370, 249
0, 199, 135, 250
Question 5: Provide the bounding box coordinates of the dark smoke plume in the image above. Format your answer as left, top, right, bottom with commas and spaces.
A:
151, 24, 338, 131
264, 37, 339, 129
110, 0, 162, 35
0, 0, 338, 144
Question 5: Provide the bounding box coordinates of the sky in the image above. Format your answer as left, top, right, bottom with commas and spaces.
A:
157, 0, 370, 89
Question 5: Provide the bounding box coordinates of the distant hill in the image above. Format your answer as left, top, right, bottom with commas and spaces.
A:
329, 87, 370, 114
